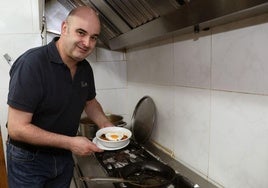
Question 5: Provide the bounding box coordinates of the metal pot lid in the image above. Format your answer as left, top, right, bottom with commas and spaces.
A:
131, 96, 156, 144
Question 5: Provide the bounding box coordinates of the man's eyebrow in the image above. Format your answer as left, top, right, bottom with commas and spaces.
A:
76, 28, 99, 37
77, 28, 87, 33
92, 34, 99, 37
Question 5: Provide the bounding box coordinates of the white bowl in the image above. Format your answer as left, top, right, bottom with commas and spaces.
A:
96, 127, 132, 148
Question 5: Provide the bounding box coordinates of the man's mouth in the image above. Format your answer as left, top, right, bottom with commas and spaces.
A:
77, 45, 89, 53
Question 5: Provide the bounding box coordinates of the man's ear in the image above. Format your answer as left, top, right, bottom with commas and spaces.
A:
61, 21, 68, 34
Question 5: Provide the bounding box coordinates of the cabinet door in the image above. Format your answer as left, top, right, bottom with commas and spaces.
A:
0, 128, 8, 188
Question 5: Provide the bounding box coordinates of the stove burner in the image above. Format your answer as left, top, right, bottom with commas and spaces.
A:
95, 142, 195, 188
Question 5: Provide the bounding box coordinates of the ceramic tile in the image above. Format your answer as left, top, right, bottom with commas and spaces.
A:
173, 32, 211, 89
0, 88, 8, 156
127, 83, 175, 150
0, 34, 41, 89
0, 88, 8, 125
31, 0, 41, 33
95, 89, 128, 116
0, 0, 40, 33
126, 38, 174, 85
91, 60, 127, 89
96, 47, 125, 61
173, 87, 210, 175
0, 34, 42, 61
0, 63, 10, 89
86, 48, 97, 63
211, 14, 268, 95
210, 91, 268, 188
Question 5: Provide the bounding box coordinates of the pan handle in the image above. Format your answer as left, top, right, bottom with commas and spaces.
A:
79, 176, 138, 183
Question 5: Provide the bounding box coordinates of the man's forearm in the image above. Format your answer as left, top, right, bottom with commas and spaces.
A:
8, 122, 73, 150
84, 98, 113, 128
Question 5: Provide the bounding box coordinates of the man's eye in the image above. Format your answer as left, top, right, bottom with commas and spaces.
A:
90, 36, 98, 41
77, 31, 85, 36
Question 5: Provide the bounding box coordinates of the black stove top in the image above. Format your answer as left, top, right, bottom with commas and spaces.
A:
95, 141, 195, 188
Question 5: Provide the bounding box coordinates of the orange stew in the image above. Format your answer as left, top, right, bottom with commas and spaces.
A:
100, 134, 128, 141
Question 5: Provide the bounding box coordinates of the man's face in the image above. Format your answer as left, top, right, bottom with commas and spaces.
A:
61, 13, 101, 62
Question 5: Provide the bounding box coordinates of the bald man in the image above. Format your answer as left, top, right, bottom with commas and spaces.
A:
6, 6, 113, 188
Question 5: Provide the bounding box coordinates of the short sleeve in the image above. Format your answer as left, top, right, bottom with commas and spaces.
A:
8, 56, 43, 113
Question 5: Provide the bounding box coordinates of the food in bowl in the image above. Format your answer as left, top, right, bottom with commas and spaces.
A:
100, 132, 128, 141
96, 127, 132, 148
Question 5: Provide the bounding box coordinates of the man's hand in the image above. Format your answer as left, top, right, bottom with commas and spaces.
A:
69, 136, 103, 156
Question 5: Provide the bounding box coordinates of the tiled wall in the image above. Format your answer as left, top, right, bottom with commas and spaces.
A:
0, 0, 41, 154
87, 47, 128, 120
126, 13, 268, 188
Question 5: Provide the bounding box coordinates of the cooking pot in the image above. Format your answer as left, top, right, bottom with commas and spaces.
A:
119, 161, 176, 188
79, 114, 124, 140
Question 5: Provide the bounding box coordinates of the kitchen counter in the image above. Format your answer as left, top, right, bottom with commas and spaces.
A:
73, 141, 219, 188
73, 154, 114, 188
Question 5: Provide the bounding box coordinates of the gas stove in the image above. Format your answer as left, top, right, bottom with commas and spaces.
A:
74, 97, 207, 188
94, 141, 196, 188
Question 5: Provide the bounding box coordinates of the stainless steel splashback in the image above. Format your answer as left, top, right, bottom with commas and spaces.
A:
45, 0, 268, 50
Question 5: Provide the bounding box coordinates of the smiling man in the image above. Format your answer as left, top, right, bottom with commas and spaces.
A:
6, 6, 113, 188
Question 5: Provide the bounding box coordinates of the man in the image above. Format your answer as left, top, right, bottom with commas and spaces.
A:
6, 6, 113, 188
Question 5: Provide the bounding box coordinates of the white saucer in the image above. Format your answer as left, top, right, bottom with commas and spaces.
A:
92, 137, 130, 151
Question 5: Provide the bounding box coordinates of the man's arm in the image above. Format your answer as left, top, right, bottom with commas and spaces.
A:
7, 106, 102, 155
84, 98, 113, 128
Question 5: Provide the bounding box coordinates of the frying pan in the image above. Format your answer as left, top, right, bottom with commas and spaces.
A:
119, 161, 176, 188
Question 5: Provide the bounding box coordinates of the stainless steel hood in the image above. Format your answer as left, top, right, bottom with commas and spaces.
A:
45, 0, 268, 50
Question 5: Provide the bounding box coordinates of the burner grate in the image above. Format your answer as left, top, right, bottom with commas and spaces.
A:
94, 141, 195, 188
95, 142, 158, 177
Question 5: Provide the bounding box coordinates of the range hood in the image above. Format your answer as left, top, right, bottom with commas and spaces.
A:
45, 0, 268, 50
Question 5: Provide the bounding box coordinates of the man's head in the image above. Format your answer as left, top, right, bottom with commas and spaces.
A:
58, 6, 101, 63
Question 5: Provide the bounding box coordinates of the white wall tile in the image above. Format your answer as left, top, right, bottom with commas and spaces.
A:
0, 88, 8, 160
127, 39, 174, 85
0, 34, 42, 63
86, 48, 97, 63
0, 0, 41, 161
0, 88, 8, 125
91, 60, 127, 89
96, 47, 125, 61
0, 61, 10, 89
95, 89, 128, 116
173, 32, 211, 89
211, 14, 268, 95
210, 91, 268, 188
173, 87, 211, 175
0, 34, 42, 88
127, 83, 175, 149
0, 0, 40, 33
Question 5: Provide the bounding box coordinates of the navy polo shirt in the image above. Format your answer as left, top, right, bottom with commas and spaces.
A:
8, 38, 96, 136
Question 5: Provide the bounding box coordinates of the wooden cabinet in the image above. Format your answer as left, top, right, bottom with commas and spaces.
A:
0, 128, 8, 188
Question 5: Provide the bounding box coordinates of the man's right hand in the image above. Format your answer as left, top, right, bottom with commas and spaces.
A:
69, 136, 103, 156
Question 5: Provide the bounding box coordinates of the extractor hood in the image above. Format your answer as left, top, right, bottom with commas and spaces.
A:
45, 0, 268, 50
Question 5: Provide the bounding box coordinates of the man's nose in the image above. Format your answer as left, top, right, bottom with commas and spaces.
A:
83, 38, 91, 47
83, 37, 96, 48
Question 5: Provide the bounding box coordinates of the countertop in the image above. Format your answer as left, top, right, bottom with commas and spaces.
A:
74, 154, 114, 188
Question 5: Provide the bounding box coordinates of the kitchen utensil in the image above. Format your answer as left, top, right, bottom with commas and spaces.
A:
131, 96, 156, 144
79, 114, 124, 140
119, 161, 176, 188
79, 176, 139, 184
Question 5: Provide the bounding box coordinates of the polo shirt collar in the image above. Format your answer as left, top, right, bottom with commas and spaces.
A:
47, 37, 64, 65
